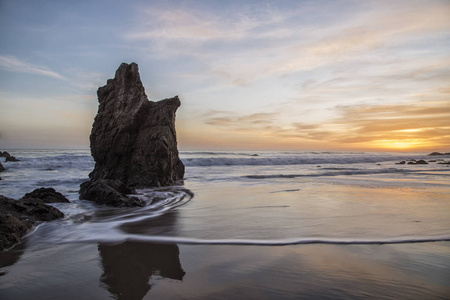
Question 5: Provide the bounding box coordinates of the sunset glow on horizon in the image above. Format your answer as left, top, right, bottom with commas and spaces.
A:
0, 0, 449, 152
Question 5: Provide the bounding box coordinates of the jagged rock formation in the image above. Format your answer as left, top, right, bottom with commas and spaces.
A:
0, 192, 66, 250
80, 62, 184, 206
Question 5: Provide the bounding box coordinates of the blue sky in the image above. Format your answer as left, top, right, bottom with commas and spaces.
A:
1, 0, 449, 151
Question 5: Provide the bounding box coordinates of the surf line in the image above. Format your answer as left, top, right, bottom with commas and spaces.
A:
73, 235, 450, 246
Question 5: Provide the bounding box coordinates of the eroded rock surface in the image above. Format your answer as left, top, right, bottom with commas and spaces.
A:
80, 62, 184, 206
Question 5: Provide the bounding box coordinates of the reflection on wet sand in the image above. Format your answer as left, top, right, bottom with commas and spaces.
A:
0, 243, 25, 276
98, 241, 185, 300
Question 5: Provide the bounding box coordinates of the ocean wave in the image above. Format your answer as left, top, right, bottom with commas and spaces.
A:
3, 154, 94, 171
30, 186, 194, 244
244, 168, 414, 179
242, 167, 450, 179
181, 154, 427, 167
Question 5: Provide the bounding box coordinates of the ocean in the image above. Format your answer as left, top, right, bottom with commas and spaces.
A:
0, 150, 449, 299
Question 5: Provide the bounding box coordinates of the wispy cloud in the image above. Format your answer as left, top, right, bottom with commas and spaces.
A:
125, 1, 450, 86
205, 111, 278, 128
0, 55, 66, 80
67, 68, 106, 91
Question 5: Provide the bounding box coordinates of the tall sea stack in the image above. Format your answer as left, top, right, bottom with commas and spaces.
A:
80, 62, 184, 206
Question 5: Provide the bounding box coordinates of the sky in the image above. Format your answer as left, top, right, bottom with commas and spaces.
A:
0, 0, 449, 152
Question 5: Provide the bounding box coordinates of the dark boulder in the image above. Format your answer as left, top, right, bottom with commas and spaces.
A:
0, 213, 31, 252
21, 187, 70, 203
0, 195, 64, 250
407, 160, 429, 165
415, 159, 429, 165
80, 179, 145, 207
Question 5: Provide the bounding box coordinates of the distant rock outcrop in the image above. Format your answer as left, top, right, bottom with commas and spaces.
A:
0, 151, 19, 162
80, 62, 185, 206
0, 151, 11, 158
407, 159, 428, 165
428, 152, 450, 156
0, 192, 66, 251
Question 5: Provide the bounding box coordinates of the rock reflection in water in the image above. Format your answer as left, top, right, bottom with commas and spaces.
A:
0, 243, 25, 276
98, 241, 185, 300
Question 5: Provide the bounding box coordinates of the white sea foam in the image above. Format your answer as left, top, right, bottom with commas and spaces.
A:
180, 152, 432, 167
56, 234, 450, 246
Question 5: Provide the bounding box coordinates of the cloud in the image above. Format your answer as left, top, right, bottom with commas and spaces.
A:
67, 68, 106, 91
124, 0, 450, 87
286, 100, 450, 149
201, 98, 450, 150
125, 2, 293, 43
204, 111, 278, 128
265, 2, 450, 78
0, 55, 66, 80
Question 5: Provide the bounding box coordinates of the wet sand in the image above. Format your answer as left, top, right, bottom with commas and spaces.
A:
1, 239, 449, 299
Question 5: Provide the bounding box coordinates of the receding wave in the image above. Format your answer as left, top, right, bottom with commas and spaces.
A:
32, 187, 194, 244
63, 234, 450, 246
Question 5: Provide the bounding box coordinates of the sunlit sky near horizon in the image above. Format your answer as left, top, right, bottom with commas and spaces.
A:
0, 0, 449, 151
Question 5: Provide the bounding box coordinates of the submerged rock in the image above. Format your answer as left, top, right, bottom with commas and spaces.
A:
0, 195, 64, 250
21, 187, 70, 203
407, 159, 429, 165
80, 62, 184, 206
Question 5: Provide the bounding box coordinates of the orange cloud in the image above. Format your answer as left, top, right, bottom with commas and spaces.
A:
186, 99, 450, 151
